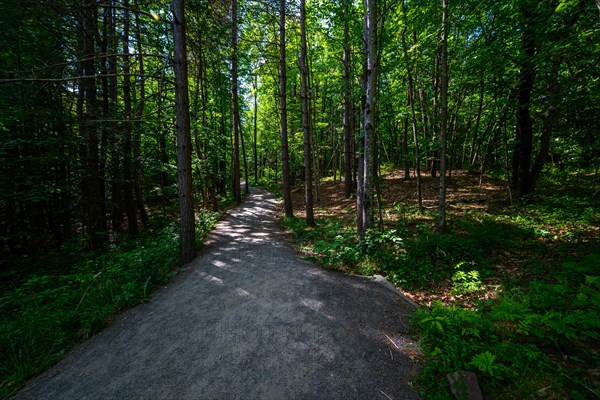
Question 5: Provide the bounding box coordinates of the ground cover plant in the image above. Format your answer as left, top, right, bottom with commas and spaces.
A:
283, 170, 600, 399
0, 209, 219, 399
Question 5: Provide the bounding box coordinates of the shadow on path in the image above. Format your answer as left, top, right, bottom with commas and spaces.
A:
15, 188, 421, 400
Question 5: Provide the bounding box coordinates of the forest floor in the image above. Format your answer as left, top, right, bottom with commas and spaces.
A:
289, 170, 516, 305
289, 170, 598, 306
13, 187, 421, 400
285, 169, 600, 399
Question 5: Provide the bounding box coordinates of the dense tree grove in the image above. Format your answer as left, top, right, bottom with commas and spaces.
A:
1, 0, 598, 255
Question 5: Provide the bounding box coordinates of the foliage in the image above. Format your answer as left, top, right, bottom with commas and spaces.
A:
0, 211, 218, 399
414, 254, 600, 399
451, 262, 483, 295
284, 217, 361, 271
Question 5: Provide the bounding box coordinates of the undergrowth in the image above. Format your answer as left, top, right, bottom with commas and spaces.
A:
416, 253, 600, 399
284, 178, 600, 399
0, 209, 219, 399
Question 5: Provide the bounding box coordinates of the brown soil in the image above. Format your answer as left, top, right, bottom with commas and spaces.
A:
291, 170, 511, 223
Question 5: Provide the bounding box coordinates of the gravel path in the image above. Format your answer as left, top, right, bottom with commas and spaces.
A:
15, 187, 421, 400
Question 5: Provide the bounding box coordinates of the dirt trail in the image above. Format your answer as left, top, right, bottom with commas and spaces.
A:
15, 188, 421, 400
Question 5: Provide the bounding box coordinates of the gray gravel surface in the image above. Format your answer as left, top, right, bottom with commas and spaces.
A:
15, 187, 421, 400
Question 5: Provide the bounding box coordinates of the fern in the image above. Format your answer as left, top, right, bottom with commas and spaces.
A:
470, 351, 498, 377
491, 298, 531, 322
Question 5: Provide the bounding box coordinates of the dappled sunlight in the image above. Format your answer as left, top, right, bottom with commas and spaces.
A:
300, 297, 323, 312
190, 187, 420, 397
198, 271, 224, 286
212, 260, 234, 271
233, 287, 251, 297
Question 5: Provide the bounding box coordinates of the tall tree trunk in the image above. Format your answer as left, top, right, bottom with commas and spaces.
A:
357, 0, 377, 239
401, 0, 423, 214
218, 73, 228, 195
253, 74, 259, 185
192, 57, 205, 206
173, 0, 196, 265
512, 7, 536, 198
134, 1, 148, 228
239, 118, 250, 194
430, 41, 441, 178
80, 0, 104, 248
300, 0, 315, 227
99, 4, 109, 234
231, 0, 241, 203
343, 0, 353, 198
356, 12, 367, 236
470, 79, 485, 166
107, 0, 123, 230
403, 115, 410, 180
122, 0, 138, 235
196, 30, 210, 207
309, 59, 321, 203
157, 72, 170, 188
279, 0, 293, 218
438, 0, 448, 230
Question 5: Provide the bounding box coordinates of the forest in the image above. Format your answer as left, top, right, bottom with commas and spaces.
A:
1, 0, 599, 398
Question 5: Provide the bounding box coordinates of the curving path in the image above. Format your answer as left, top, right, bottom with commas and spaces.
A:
15, 187, 421, 400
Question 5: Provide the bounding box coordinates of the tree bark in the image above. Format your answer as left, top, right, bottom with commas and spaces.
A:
134, 0, 148, 228
253, 74, 259, 185
357, 0, 377, 239
469, 79, 485, 166
231, 0, 241, 203
512, 7, 536, 197
173, 0, 196, 265
343, 0, 353, 199
403, 114, 410, 180
279, 0, 293, 218
300, 0, 315, 227
401, 0, 423, 214
239, 117, 250, 194
438, 0, 448, 230
122, 0, 138, 235
80, 0, 104, 248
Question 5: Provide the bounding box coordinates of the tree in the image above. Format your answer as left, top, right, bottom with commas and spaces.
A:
231, 0, 242, 203
400, 0, 423, 214
511, 0, 588, 198
253, 73, 259, 185
357, 0, 377, 239
511, 4, 536, 198
438, 0, 448, 230
300, 0, 316, 227
173, 0, 196, 265
342, 0, 354, 199
80, 0, 104, 248
122, 0, 138, 235
279, 0, 293, 218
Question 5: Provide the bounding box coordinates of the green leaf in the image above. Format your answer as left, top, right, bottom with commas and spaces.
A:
470, 351, 497, 376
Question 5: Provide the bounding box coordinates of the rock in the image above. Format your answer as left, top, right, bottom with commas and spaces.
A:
446, 370, 484, 400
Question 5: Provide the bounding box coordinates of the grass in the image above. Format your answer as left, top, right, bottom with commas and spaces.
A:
284, 170, 600, 399
0, 209, 219, 399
